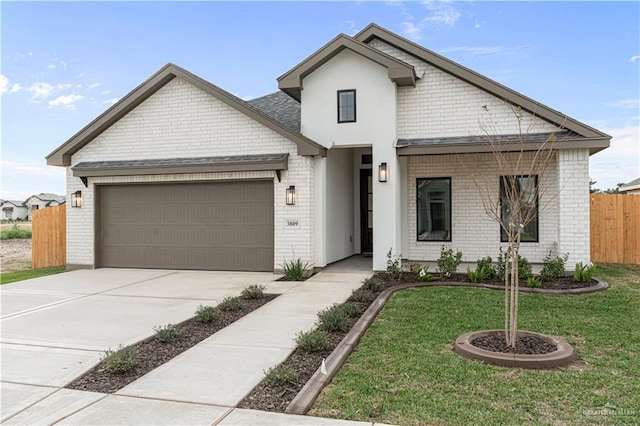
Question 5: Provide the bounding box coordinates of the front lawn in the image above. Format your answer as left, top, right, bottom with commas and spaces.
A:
0, 267, 66, 284
310, 264, 640, 425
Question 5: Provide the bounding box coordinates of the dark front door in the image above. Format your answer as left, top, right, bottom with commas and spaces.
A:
360, 169, 373, 253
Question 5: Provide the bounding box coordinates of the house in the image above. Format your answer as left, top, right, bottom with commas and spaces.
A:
46, 23, 610, 272
0, 200, 28, 221
618, 178, 640, 195
24, 193, 66, 220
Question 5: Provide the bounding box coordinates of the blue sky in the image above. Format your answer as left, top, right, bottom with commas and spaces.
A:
1, 1, 638, 200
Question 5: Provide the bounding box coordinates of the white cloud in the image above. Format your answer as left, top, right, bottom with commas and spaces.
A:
103, 97, 120, 105
0, 74, 8, 95
422, 0, 461, 27
48, 94, 84, 109
47, 63, 57, 70
608, 99, 640, 109
397, 0, 461, 40
474, 20, 481, 29
401, 21, 422, 40
590, 124, 640, 190
9, 83, 23, 94
101, 89, 111, 95
87, 83, 101, 90
629, 55, 639, 63
27, 82, 54, 100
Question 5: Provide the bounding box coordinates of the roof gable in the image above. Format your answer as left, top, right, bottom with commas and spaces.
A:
46, 64, 325, 166
277, 34, 417, 101
354, 23, 610, 150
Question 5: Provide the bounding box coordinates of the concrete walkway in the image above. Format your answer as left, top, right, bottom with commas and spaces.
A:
1, 268, 390, 425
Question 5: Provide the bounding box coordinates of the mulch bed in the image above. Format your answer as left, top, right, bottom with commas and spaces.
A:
471, 332, 556, 355
66, 294, 277, 394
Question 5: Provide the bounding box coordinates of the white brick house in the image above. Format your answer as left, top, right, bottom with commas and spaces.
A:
46, 23, 609, 272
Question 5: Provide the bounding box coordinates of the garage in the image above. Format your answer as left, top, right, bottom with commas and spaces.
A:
96, 180, 274, 271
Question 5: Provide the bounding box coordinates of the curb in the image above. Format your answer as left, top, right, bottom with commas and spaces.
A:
285, 277, 609, 415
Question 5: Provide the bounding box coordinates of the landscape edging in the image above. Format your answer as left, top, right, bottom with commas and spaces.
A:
285, 277, 609, 415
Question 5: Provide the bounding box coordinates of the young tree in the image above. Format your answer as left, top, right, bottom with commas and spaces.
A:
461, 106, 562, 347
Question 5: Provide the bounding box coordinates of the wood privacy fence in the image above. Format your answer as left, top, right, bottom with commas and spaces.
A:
590, 194, 640, 264
32, 205, 66, 269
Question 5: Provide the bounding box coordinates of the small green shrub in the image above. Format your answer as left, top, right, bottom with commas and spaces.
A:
195, 305, 219, 323
241, 284, 266, 299
418, 266, 439, 282
540, 251, 569, 281
218, 296, 244, 311
263, 365, 298, 388
386, 248, 402, 282
574, 262, 596, 283
0, 224, 32, 240
526, 277, 542, 288
317, 303, 351, 332
362, 277, 383, 292
496, 248, 532, 279
351, 287, 376, 303
295, 329, 330, 352
101, 345, 137, 374
341, 303, 360, 318
281, 258, 310, 281
437, 246, 462, 278
476, 256, 497, 279
153, 323, 182, 343
467, 265, 490, 283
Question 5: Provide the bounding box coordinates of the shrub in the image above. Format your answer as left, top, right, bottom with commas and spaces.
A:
0, 224, 32, 240
195, 305, 219, 323
241, 284, 266, 299
317, 303, 351, 332
101, 345, 137, 374
540, 251, 569, 281
153, 323, 182, 343
574, 262, 596, 283
295, 329, 330, 352
386, 249, 402, 282
218, 296, 244, 311
340, 302, 360, 318
281, 258, 310, 281
418, 266, 439, 282
496, 248, 532, 279
476, 256, 497, 279
467, 265, 490, 283
263, 365, 298, 388
526, 277, 542, 288
351, 287, 376, 303
362, 277, 383, 292
437, 246, 462, 278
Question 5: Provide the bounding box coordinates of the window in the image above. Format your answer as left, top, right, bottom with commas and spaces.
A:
31, 205, 39, 211
337, 89, 356, 123
500, 175, 538, 242
417, 178, 451, 241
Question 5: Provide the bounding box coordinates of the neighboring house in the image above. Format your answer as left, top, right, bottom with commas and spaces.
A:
24, 193, 66, 220
0, 200, 28, 221
46, 23, 610, 272
618, 178, 640, 195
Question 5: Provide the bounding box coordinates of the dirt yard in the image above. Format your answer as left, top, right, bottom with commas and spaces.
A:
1, 239, 32, 272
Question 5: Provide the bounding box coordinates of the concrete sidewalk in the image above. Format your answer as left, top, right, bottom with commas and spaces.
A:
1, 269, 391, 425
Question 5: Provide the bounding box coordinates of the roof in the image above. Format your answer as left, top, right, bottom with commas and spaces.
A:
72, 154, 289, 178
277, 33, 417, 101
354, 23, 611, 154
619, 177, 640, 192
27, 193, 65, 203
0, 200, 25, 207
247, 92, 301, 133
46, 63, 326, 167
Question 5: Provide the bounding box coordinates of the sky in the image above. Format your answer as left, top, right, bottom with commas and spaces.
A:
1, 1, 638, 201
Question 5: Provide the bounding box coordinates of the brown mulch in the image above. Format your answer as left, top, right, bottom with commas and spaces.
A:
65, 294, 277, 394
471, 332, 557, 355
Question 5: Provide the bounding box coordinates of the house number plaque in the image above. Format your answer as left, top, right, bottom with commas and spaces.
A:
285, 219, 300, 228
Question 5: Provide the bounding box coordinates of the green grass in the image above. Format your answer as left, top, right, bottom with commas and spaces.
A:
0, 224, 32, 239
310, 264, 640, 425
0, 267, 66, 284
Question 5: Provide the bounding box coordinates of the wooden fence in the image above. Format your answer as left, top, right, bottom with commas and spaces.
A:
590, 194, 640, 264
32, 205, 66, 269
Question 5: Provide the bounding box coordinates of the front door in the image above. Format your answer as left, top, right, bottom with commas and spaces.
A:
360, 169, 373, 253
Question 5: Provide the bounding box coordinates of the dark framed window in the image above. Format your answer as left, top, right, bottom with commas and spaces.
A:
417, 178, 451, 241
337, 89, 356, 123
500, 175, 539, 242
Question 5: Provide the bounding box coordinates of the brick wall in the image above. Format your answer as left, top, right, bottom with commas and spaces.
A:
67, 77, 314, 270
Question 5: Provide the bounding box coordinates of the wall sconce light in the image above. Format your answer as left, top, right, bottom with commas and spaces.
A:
286, 185, 295, 205
71, 190, 83, 208
378, 162, 388, 182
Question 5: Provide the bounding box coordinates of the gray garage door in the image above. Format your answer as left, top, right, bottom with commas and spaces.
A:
96, 181, 274, 271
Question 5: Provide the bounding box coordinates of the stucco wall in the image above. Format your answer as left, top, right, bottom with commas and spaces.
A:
325, 148, 355, 264
66, 77, 314, 270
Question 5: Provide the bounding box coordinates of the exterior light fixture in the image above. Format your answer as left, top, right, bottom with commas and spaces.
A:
378, 162, 388, 182
71, 190, 83, 208
286, 185, 295, 205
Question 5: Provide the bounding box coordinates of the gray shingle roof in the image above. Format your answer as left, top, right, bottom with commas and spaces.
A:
247, 92, 301, 133
621, 177, 640, 187
397, 131, 577, 147
72, 154, 289, 170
